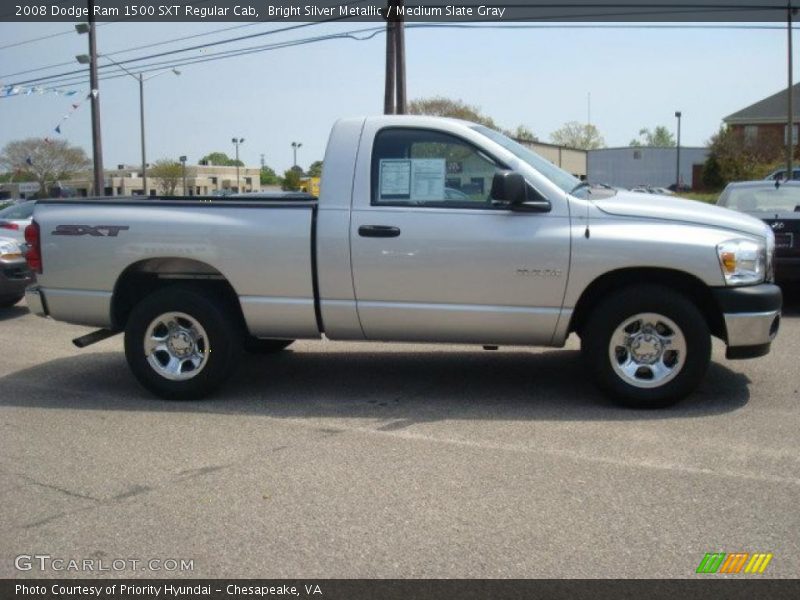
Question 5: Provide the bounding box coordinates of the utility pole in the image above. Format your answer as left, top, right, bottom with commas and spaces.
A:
675, 111, 682, 191
86, 0, 104, 195
395, 1, 406, 114
788, 2, 795, 178
383, 4, 396, 115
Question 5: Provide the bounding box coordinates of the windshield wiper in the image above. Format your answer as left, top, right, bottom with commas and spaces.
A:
570, 181, 591, 195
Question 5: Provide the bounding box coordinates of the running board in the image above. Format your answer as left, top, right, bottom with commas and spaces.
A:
72, 329, 119, 348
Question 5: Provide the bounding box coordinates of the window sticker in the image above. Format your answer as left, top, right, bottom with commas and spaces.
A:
410, 159, 446, 201
379, 159, 412, 199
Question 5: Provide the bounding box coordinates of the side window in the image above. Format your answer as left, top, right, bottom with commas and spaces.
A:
372, 128, 503, 207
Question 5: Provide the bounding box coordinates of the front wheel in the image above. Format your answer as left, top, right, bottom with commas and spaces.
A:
124, 286, 243, 400
581, 285, 711, 408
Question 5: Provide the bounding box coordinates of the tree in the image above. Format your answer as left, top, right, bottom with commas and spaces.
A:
409, 96, 500, 129
630, 126, 676, 147
550, 122, 605, 150
307, 160, 323, 178
260, 165, 280, 186
282, 168, 302, 191
703, 125, 784, 187
199, 151, 243, 167
150, 159, 183, 195
0, 138, 89, 197
512, 125, 538, 142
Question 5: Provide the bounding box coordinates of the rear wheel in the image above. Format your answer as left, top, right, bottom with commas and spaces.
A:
581, 285, 711, 408
124, 286, 242, 400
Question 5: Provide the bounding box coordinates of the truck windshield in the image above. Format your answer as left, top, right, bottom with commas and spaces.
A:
471, 125, 582, 195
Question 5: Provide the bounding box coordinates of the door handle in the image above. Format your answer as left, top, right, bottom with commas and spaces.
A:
358, 225, 401, 238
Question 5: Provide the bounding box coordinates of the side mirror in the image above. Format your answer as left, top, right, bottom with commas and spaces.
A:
490, 170, 551, 213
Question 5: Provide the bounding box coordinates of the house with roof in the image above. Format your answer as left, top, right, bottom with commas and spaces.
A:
723, 83, 800, 147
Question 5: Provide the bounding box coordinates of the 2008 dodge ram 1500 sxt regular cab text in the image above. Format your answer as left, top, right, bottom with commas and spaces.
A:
23, 116, 782, 407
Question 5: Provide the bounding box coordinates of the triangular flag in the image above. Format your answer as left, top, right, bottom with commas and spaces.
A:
55, 125, 61, 134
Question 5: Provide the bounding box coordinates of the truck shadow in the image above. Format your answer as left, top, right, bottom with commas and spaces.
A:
0, 347, 750, 422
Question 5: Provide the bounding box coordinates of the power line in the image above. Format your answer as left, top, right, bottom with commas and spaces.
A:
4, 1, 369, 87
6, 26, 387, 90
0, 22, 263, 79
3, 17, 796, 90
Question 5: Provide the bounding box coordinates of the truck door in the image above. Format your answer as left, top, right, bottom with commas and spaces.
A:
349, 127, 571, 345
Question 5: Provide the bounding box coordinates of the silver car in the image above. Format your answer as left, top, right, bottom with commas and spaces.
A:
0, 237, 34, 307
0, 200, 35, 244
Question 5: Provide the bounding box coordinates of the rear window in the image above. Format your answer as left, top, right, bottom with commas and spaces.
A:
721, 186, 800, 212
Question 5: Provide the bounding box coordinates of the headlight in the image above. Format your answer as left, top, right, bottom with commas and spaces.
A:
717, 239, 766, 285
0, 239, 23, 260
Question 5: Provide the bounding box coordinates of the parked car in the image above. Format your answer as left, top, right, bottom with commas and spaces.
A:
764, 168, 800, 181
0, 237, 34, 307
0, 200, 36, 243
717, 181, 800, 283
24, 115, 780, 408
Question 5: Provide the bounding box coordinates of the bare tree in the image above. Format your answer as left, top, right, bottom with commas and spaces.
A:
0, 138, 90, 197
150, 159, 183, 195
550, 122, 606, 150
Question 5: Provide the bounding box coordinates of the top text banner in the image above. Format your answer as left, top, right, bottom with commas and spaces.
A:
5, 1, 798, 23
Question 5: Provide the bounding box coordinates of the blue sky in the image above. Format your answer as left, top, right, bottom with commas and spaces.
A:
0, 21, 797, 173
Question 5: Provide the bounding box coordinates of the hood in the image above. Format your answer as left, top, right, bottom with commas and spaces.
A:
593, 191, 770, 238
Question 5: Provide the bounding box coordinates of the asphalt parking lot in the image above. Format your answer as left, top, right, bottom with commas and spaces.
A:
1, 290, 799, 579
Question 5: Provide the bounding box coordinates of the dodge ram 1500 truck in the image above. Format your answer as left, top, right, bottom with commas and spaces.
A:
23, 116, 782, 407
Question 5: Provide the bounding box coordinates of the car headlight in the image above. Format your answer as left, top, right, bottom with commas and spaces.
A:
717, 239, 766, 285
0, 239, 23, 260
765, 229, 775, 283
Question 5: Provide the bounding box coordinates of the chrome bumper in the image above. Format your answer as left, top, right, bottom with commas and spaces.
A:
724, 310, 781, 346
25, 285, 47, 317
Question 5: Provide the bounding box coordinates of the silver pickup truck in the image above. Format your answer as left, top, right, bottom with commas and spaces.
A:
24, 116, 781, 407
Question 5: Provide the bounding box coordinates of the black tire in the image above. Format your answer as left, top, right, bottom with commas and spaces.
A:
243, 337, 294, 354
581, 284, 711, 408
0, 295, 24, 308
124, 286, 243, 400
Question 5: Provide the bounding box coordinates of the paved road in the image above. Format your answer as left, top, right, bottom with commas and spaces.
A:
1, 291, 799, 579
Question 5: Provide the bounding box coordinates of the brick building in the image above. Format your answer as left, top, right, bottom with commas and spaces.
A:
723, 83, 800, 147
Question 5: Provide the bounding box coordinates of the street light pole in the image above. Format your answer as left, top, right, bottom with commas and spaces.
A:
80, 53, 179, 196
139, 74, 148, 195
232, 138, 244, 192
179, 156, 187, 196
675, 111, 682, 191
291, 142, 302, 168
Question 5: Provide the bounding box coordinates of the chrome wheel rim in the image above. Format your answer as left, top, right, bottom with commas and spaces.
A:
144, 312, 209, 381
608, 312, 687, 389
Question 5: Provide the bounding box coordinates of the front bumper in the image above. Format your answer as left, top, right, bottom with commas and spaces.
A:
25, 285, 47, 317
713, 284, 782, 359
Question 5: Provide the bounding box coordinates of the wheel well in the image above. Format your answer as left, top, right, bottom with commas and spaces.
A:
111, 258, 245, 331
569, 268, 726, 341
